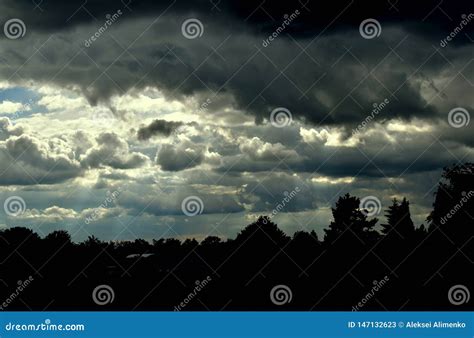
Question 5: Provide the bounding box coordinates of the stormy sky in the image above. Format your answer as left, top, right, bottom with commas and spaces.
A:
0, 0, 472, 241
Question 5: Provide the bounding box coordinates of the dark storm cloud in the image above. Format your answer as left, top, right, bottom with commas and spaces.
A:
214, 126, 473, 178
2, 0, 473, 44
0, 23, 450, 125
156, 143, 204, 171
0, 0, 472, 128
0, 134, 83, 185
137, 119, 183, 140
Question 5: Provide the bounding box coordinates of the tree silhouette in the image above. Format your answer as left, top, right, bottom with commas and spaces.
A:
234, 215, 290, 246
81, 235, 104, 249
381, 198, 415, 240
201, 236, 222, 247
44, 230, 72, 246
1, 227, 40, 247
428, 162, 474, 241
324, 194, 378, 244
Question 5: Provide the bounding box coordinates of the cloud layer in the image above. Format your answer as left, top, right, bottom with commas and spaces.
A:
0, 0, 472, 241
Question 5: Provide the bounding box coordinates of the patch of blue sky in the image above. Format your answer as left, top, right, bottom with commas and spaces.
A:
0, 86, 47, 119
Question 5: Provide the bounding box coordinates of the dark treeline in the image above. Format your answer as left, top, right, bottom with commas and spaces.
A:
0, 163, 472, 310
